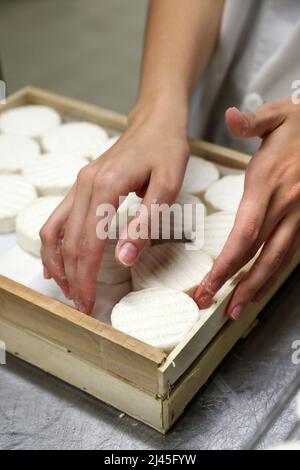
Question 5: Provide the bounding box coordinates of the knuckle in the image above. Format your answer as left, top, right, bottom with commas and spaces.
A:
264, 250, 285, 268
158, 175, 179, 199
39, 225, 54, 245
93, 170, 116, 191
77, 165, 95, 185
78, 236, 93, 259
236, 221, 259, 244
284, 182, 300, 208
61, 240, 76, 260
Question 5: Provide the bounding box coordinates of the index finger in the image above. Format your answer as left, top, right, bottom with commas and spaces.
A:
194, 186, 270, 308
74, 174, 123, 313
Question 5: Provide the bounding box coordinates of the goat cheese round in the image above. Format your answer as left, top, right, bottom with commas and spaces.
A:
42, 121, 109, 159
204, 174, 245, 212
0, 105, 61, 139
0, 175, 37, 233
16, 196, 63, 256
182, 156, 219, 196
131, 242, 213, 295
0, 134, 40, 174
111, 287, 200, 351
22, 152, 88, 196
203, 211, 236, 258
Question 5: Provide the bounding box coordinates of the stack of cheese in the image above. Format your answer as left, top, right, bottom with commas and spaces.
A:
97, 192, 142, 285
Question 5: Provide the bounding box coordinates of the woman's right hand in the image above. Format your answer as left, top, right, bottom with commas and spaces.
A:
39, 101, 190, 314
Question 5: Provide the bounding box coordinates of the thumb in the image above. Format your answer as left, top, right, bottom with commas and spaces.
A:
115, 174, 178, 266
225, 105, 284, 139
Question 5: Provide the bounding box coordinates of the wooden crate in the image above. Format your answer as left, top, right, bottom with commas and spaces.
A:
0, 87, 299, 433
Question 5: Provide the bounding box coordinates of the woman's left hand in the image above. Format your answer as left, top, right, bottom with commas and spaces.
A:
194, 97, 300, 319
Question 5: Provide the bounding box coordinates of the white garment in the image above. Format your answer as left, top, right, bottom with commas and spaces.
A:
189, 0, 300, 155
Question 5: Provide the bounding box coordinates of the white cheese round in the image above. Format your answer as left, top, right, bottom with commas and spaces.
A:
22, 152, 88, 196
42, 121, 109, 159
0, 134, 40, 174
131, 242, 213, 295
111, 287, 200, 351
182, 155, 219, 196
204, 174, 245, 212
16, 196, 63, 256
203, 211, 236, 258
0, 105, 61, 139
0, 175, 37, 233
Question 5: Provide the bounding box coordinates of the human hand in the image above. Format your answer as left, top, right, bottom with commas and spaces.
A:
40, 102, 189, 314
194, 98, 300, 319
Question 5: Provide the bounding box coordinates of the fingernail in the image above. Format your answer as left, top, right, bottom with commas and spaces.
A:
196, 293, 213, 309
43, 265, 51, 279
118, 242, 138, 266
229, 304, 243, 321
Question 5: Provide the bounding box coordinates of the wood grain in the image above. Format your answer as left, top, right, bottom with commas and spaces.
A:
0, 276, 166, 395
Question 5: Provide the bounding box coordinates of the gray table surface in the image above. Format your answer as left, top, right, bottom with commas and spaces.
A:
0, 268, 300, 450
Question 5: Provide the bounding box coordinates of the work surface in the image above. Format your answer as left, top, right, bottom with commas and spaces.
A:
0, 268, 299, 450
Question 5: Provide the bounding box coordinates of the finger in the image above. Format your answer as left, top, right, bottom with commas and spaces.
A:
115, 170, 180, 266
225, 213, 300, 319
61, 165, 96, 300
75, 173, 123, 313
40, 188, 75, 298
225, 104, 285, 139
252, 227, 300, 303
194, 177, 272, 307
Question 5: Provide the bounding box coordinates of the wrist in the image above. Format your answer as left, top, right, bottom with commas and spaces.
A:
128, 93, 189, 136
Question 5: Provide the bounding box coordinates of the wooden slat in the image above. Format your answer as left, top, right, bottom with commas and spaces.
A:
0, 86, 29, 110
189, 137, 250, 170
0, 276, 166, 395
1, 317, 164, 432
162, 248, 300, 431
25, 86, 127, 131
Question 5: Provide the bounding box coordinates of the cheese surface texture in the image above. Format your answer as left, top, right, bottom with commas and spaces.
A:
151, 192, 206, 242
204, 174, 245, 212
0, 175, 37, 233
42, 122, 109, 158
0, 105, 61, 139
23, 152, 88, 196
203, 211, 236, 258
16, 196, 63, 256
111, 287, 200, 351
182, 156, 219, 196
131, 242, 213, 294
0, 134, 40, 174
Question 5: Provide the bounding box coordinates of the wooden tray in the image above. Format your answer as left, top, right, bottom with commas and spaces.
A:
0, 86, 299, 433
